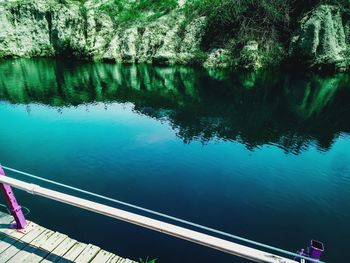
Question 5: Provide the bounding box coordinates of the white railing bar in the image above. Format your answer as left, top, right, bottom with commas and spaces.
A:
1, 165, 323, 263
1, 165, 310, 260
0, 175, 297, 263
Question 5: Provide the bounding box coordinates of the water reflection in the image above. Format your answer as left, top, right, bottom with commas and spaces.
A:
0, 58, 349, 153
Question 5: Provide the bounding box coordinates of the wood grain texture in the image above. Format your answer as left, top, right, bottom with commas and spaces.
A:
0, 212, 136, 263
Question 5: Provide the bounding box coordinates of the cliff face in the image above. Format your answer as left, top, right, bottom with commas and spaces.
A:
0, 0, 113, 58
0, 0, 350, 72
290, 5, 349, 72
102, 15, 206, 65
0, 0, 210, 65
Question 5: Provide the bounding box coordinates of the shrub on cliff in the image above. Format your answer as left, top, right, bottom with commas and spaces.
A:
99, 0, 177, 25
185, 0, 292, 48
184, 0, 350, 68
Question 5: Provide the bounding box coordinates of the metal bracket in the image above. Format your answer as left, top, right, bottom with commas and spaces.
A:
0, 165, 27, 230
10, 221, 36, 234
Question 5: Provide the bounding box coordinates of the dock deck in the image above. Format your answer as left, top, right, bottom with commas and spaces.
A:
0, 211, 136, 263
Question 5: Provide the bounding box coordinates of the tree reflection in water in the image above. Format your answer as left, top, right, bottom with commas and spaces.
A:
0, 58, 349, 154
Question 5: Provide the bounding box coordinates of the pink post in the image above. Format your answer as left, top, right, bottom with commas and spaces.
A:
0, 166, 27, 229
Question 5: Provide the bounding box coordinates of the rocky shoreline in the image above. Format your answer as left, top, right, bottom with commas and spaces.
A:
0, 0, 349, 72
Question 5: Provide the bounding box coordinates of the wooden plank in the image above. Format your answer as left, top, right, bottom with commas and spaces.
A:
106, 255, 122, 263
0, 230, 21, 254
0, 211, 7, 217
0, 214, 15, 226
112, 255, 136, 263
1, 221, 37, 239
90, 249, 114, 263
41, 237, 77, 263
0, 211, 11, 217
0, 231, 17, 249
0, 225, 46, 262
21, 231, 68, 263
39, 231, 68, 253
0, 212, 12, 221
0, 214, 16, 236
57, 242, 87, 263
7, 229, 54, 263
74, 243, 100, 263
0, 212, 37, 239
0, 213, 135, 263
0, 222, 38, 254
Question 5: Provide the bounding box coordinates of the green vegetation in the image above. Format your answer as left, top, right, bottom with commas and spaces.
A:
182, 0, 294, 66
2, 0, 350, 70
78, 0, 350, 67
184, 0, 350, 45
99, 0, 177, 25
181, 0, 350, 66
139, 257, 157, 263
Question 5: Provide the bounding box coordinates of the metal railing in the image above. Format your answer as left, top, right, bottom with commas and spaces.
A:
0, 166, 323, 263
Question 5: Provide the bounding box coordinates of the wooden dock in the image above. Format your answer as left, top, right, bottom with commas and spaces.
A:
0, 211, 136, 263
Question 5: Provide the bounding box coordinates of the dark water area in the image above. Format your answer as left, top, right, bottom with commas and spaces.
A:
0, 59, 349, 262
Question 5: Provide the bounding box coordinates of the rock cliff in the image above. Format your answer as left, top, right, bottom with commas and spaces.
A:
0, 0, 350, 72
0, 0, 211, 65
290, 5, 349, 72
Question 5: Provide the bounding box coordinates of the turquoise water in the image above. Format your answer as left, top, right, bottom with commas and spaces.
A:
0, 59, 349, 262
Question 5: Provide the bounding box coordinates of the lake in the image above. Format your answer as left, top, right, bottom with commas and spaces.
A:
0, 59, 349, 263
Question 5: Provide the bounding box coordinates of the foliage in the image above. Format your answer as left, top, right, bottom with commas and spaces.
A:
139, 257, 157, 263
8, 0, 348, 67
55, 0, 350, 66
185, 0, 293, 49
183, 0, 350, 67
59, 0, 88, 4
99, 0, 178, 25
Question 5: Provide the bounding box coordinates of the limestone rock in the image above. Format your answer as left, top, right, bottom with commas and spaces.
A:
289, 5, 348, 72
179, 17, 206, 54
204, 49, 232, 68
50, 2, 88, 57
0, 0, 228, 69
85, 10, 114, 58
0, 0, 115, 58
239, 41, 262, 70
0, 0, 53, 57
102, 14, 207, 66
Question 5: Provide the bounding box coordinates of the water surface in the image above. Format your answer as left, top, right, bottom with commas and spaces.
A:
0, 59, 349, 263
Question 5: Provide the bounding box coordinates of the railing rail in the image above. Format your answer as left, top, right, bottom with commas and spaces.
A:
0, 166, 323, 263
0, 175, 298, 263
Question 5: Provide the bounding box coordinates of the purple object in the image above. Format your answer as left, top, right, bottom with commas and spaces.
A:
0, 166, 27, 229
295, 240, 324, 262
309, 240, 324, 260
